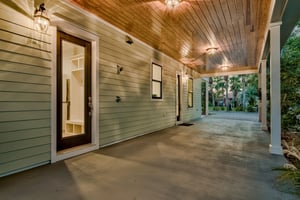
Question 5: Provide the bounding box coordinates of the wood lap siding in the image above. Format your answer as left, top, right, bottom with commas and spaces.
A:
182, 79, 202, 122
0, 3, 51, 176
0, 0, 203, 176
54, 2, 202, 146
99, 46, 177, 146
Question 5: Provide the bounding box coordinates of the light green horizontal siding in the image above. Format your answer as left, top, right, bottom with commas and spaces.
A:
0, 128, 51, 143
0, 2, 51, 176
0, 144, 51, 163
0, 153, 50, 175
0, 0, 203, 177
0, 81, 50, 93
0, 61, 51, 76
51, 1, 202, 147
182, 78, 202, 122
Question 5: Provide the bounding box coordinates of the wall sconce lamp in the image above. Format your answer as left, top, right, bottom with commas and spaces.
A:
117, 65, 123, 74
116, 96, 121, 103
125, 35, 133, 45
206, 47, 218, 54
34, 3, 50, 33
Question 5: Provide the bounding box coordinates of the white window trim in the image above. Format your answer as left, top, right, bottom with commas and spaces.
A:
150, 61, 163, 101
50, 17, 99, 163
187, 77, 194, 108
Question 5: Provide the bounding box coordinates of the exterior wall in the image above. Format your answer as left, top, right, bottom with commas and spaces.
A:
0, 2, 52, 176
182, 78, 202, 122
0, 0, 202, 176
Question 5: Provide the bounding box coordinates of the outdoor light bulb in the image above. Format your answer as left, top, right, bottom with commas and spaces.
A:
34, 15, 49, 32
165, 0, 181, 8
221, 66, 229, 70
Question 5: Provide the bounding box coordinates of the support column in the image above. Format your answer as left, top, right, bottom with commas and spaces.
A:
269, 22, 283, 155
261, 60, 268, 131
205, 80, 209, 116
258, 68, 262, 122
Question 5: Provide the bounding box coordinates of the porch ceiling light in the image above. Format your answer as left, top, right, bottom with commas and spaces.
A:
165, 0, 181, 8
206, 47, 218, 54
221, 65, 229, 70
34, 3, 50, 33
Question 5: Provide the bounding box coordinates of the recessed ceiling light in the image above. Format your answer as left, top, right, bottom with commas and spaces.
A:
206, 47, 218, 54
221, 66, 229, 70
165, 0, 181, 8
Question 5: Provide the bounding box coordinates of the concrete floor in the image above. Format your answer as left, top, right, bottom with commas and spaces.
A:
0, 112, 297, 200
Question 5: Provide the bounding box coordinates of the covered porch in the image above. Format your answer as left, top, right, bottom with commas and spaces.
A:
0, 0, 300, 179
0, 112, 295, 199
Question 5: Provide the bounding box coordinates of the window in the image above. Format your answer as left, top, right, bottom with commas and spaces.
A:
151, 63, 162, 99
188, 78, 193, 108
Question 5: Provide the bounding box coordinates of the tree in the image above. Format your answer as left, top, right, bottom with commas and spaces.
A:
245, 74, 258, 106
241, 75, 246, 110
229, 75, 242, 108
209, 77, 215, 110
214, 76, 226, 107
224, 76, 229, 111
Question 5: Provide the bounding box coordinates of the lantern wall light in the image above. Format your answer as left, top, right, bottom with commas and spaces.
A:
34, 3, 50, 33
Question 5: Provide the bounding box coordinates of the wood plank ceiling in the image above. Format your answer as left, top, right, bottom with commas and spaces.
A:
68, 0, 272, 76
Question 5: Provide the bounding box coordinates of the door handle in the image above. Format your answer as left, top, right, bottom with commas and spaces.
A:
88, 96, 93, 116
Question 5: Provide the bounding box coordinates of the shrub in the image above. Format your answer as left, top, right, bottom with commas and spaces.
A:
274, 140, 300, 197
246, 105, 256, 112
235, 106, 244, 111
282, 105, 300, 131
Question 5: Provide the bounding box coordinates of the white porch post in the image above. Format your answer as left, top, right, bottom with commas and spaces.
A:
258, 69, 262, 122
205, 80, 209, 116
269, 22, 283, 155
261, 60, 268, 131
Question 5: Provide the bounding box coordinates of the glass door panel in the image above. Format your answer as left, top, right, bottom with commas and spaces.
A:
62, 41, 85, 138
57, 31, 91, 151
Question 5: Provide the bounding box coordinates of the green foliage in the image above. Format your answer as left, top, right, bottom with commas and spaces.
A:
229, 76, 241, 107
235, 106, 244, 111
245, 105, 254, 112
281, 22, 300, 130
209, 74, 258, 112
282, 106, 300, 131
245, 74, 258, 106
214, 106, 220, 111
273, 167, 300, 197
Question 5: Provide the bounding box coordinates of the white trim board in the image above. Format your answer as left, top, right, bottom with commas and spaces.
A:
50, 18, 100, 163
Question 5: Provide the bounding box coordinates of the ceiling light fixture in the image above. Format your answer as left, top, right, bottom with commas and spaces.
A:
165, 0, 181, 8
206, 47, 218, 54
34, 3, 50, 33
221, 65, 229, 70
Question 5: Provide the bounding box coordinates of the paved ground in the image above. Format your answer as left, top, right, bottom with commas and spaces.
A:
0, 112, 297, 200
208, 111, 259, 122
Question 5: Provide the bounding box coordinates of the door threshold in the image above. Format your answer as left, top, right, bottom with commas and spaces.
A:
176, 121, 183, 125
53, 143, 98, 163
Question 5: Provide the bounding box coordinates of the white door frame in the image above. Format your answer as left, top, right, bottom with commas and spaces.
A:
50, 17, 99, 163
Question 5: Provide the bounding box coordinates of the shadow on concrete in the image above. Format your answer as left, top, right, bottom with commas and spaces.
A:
0, 115, 296, 200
